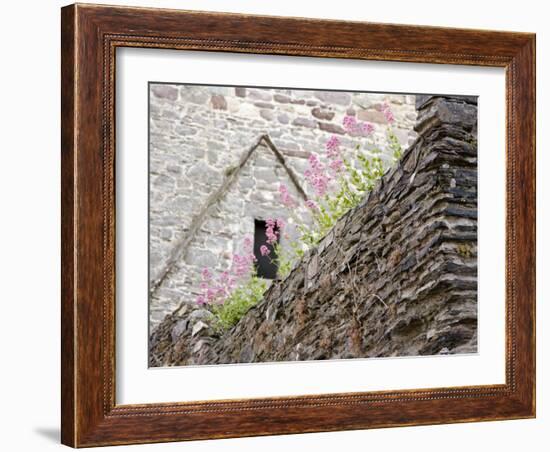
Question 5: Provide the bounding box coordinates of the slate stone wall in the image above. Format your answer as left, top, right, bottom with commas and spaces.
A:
149, 84, 417, 328
149, 95, 478, 366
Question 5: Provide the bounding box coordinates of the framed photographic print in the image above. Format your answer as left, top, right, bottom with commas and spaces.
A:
61, 3, 536, 447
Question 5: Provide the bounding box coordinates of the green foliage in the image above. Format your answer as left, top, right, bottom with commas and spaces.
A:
274, 242, 293, 279
295, 148, 387, 250
211, 276, 268, 330
387, 129, 403, 161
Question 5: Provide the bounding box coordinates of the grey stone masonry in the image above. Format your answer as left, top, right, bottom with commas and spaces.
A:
149, 95, 478, 366
149, 84, 418, 329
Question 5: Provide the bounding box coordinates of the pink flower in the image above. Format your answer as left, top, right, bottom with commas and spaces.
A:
279, 184, 296, 207
329, 158, 344, 173
343, 115, 358, 133
197, 235, 259, 307
232, 253, 252, 278
265, 218, 279, 245
243, 236, 253, 251
260, 245, 270, 256
305, 153, 331, 197
325, 135, 341, 158
206, 287, 217, 303
307, 153, 319, 171
276, 218, 285, 230
306, 199, 319, 210
266, 230, 278, 244
218, 270, 236, 290
361, 122, 374, 135
231, 239, 256, 279
382, 102, 395, 124
343, 114, 374, 135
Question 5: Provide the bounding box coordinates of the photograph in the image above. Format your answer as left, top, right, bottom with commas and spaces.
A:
147, 84, 479, 367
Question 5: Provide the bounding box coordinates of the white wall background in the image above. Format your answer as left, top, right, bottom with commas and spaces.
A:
0, 1, 545, 451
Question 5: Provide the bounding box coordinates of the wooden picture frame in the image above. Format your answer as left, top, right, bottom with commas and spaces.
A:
61, 3, 536, 447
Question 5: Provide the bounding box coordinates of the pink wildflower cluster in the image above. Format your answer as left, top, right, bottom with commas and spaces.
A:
325, 135, 341, 158
324, 132, 346, 176
342, 115, 374, 135
265, 218, 284, 245
329, 158, 344, 173
278, 184, 296, 207
306, 199, 319, 211
381, 102, 395, 124
232, 235, 256, 280
196, 267, 228, 306
304, 153, 331, 197
196, 237, 256, 306
256, 218, 284, 257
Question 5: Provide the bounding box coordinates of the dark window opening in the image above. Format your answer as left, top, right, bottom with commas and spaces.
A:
253, 219, 279, 279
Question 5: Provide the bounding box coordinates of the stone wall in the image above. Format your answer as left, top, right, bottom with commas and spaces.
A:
149, 95, 478, 366
149, 84, 418, 328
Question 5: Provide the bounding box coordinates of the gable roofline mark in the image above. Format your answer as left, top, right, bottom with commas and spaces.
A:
150, 134, 308, 298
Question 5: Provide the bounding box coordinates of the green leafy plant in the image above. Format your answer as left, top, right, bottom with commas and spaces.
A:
210, 276, 268, 330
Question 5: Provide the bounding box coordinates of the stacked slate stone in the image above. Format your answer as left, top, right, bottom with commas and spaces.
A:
149, 95, 478, 367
